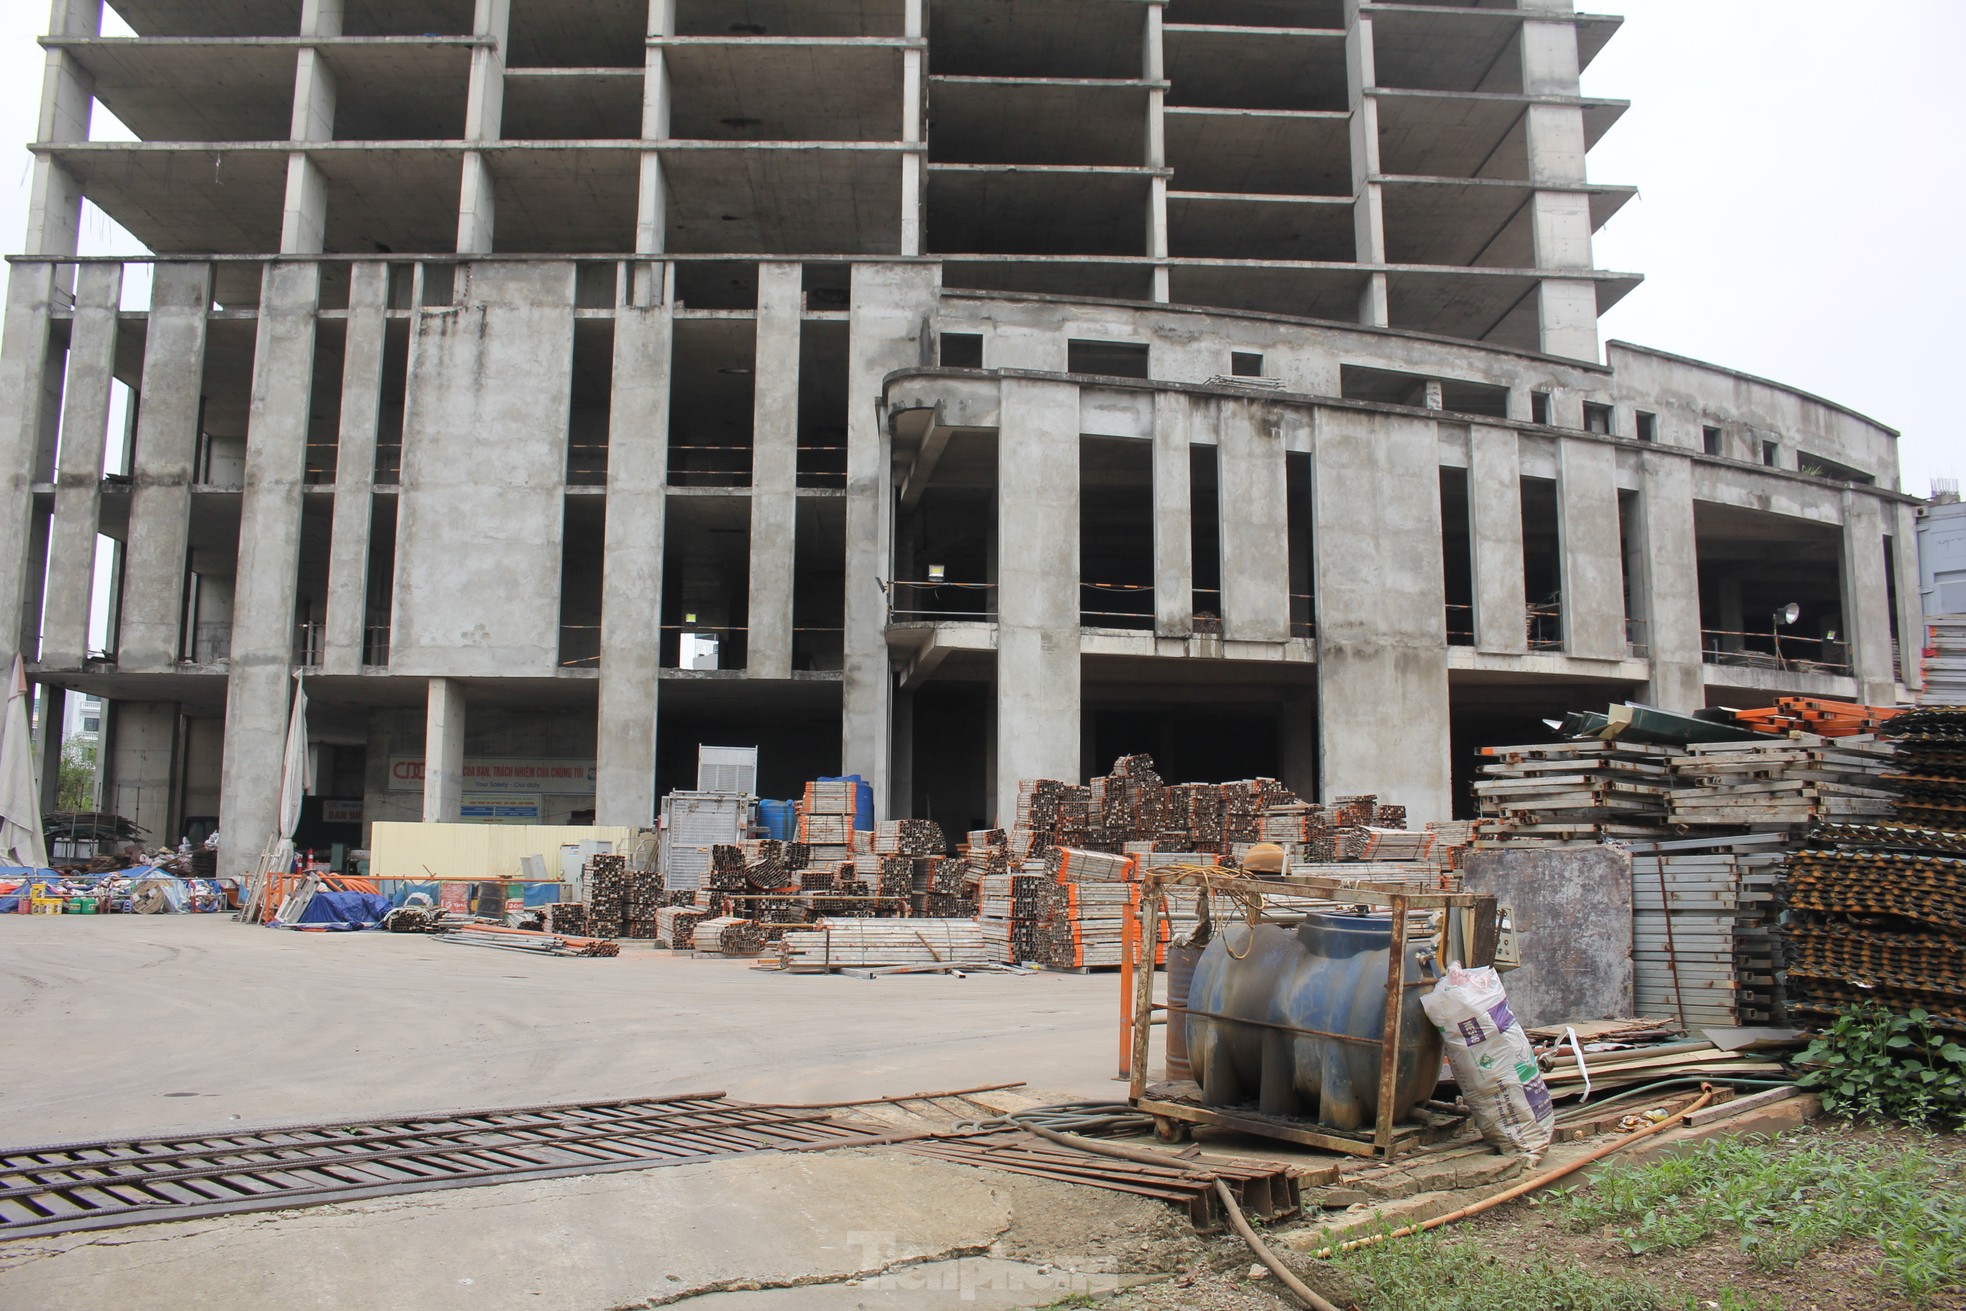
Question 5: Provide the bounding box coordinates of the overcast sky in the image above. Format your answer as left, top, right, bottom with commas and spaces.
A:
0, 1, 1955, 495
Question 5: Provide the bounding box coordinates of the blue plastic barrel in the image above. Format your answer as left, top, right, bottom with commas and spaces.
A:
758, 799, 795, 841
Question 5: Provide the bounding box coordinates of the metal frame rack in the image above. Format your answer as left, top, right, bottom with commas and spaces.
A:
1125, 870, 1497, 1159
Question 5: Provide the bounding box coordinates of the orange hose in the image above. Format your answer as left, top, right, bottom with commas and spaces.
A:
1303, 1085, 1717, 1260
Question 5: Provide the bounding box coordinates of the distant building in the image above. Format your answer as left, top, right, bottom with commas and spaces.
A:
0, 1, 1924, 876
1918, 486, 1966, 617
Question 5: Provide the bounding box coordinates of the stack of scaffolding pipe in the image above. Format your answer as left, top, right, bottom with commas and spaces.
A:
778, 919, 989, 972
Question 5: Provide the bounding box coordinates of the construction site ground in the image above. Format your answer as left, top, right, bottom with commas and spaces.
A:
1, 917, 1950, 1309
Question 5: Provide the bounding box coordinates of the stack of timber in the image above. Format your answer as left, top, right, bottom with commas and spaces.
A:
1922, 619, 1966, 705
1538, 1036, 1786, 1094
691, 915, 764, 956
1627, 834, 1790, 1028
1786, 706, 1966, 1027
777, 918, 992, 973
1665, 736, 1897, 827
655, 905, 708, 949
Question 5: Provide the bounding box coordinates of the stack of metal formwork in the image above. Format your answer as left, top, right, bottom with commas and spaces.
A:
1627, 834, 1790, 1029
873, 819, 947, 857
543, 902, 589, 937
851, 852, 915, 903
1666, 737, 1897, 827
691, 916, 763, 956
1923, 619, 1966, 705
1473, 740, 1678, 844
654, 905, 707, 949
1785, 707, 1966, 1027
798, 780, 858, 862
978, 871, 1048, 963
587, 855, 630, 938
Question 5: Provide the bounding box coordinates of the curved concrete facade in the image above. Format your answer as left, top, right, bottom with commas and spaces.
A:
0, 0, 1920, 871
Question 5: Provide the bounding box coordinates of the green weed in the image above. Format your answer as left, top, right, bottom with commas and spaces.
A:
1560, 1130, 1966, 1301
1325, 1227, 1671, 1311
1796, 1004, 1966, 1131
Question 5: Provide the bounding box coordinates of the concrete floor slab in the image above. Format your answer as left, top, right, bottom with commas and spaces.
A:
0, 915, 1125, 1144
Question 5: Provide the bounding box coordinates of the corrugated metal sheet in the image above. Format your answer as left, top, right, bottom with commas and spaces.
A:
370, 823, 637, 881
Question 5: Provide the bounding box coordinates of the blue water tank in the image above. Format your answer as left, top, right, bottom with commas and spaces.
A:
1187, 911, 1441, 1132
757, 799, 795, 841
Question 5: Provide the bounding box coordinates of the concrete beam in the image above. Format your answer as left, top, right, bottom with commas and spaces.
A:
595, 291, 673, 827
1312, 408, 1450, 821
321, 262, 388, 676
746, 262, 799, 680
897, 405, 951, 511
118, 262, 212, 671
219, 262, 321, 879
1557, 435, 1624, 660
994, 376, 1080, 823
40, 263, 122, 668
423, 676, 465, 823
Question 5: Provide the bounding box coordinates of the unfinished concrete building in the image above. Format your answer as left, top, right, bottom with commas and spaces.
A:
1, 0, 1925, 875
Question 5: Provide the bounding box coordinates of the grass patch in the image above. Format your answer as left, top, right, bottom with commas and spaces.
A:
1559, 1130, 1966, 1302
1324, 1227, 1674, 1311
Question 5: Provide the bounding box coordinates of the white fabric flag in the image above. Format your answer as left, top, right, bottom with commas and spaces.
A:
0, 657, 49, 870
265, 674, 310, 874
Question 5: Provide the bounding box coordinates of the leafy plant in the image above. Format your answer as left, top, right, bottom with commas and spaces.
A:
1795, 1003, 1966, 1130
56, 735, 96, 812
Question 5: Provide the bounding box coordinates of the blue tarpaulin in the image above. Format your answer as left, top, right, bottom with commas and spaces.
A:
288, 890, 392, 930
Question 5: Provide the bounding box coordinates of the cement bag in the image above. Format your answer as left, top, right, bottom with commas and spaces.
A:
1421, 964, 1554, 1161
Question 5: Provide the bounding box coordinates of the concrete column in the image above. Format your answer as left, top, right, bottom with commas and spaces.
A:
103, 700, 182, 844
456, 0, 510, 254
746, 263, 800, 678
423, 677, 466, 823
322, 262, 389, 674
35, 683, 65, 811
1281, 689, 1316, 800
280, 43, 337, 255
1519, 16, 1597, 361
118, 263, 212, 670
1145, 4, 1167, 300
24, 1, 99, 267
994, 378, 1081, 823
595, 291, 672, 825
1467, 425, 1527, 653
1890, 500, 1924, 690
1840, 494, 1896, 706
1312, 408, 1450, 822
1345, 6, 1388, 326
0, 263, 67, 671
217, 263, 322, 879
902, 0, 924, 257
1151, 391, 1192, 638
1636, 452, 1702, 712
40, 263, 122, 668
638, 3, 673, 256
1217, 399, 1291, 642
842, 264, 940, 816
1556, 436, 1625, 660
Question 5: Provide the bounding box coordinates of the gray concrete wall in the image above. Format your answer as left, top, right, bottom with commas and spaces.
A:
1467, 424, 1527, 653
118, 263, 212, 670
217, 262, 320, 879
1310, 408, 1452, 822
102, 699, 178, 847
391, 263, 576, 678
595, 290, 673, 826
994, 377, 1081, 824
1556, 435, 1625, 660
